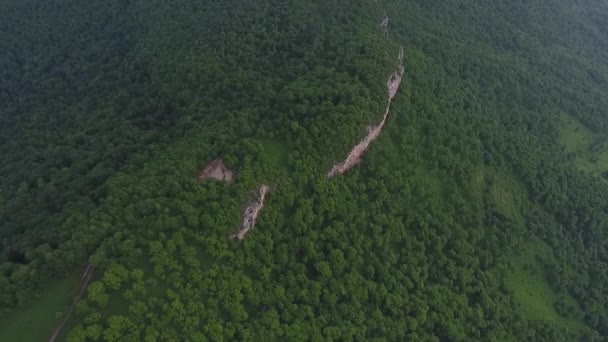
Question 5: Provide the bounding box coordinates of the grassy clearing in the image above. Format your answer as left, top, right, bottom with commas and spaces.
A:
259, 138, 289, 169
485, 168, 525, 224
506, 237, 586, 335
376, 109, 449, 205
559, 112, 594, 152
559, 112, 608, 179
470, 166, 485, 193
470, 166, 525, 226
412, 165, 448, 205
0, 270, 81, 342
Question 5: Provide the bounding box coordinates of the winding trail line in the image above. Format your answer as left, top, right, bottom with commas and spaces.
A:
48, 263, 95, 342
328, 47, 404, 178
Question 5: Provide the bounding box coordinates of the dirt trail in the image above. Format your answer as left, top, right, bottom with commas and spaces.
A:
199, 158, 234, 183
230, 184, 270, 240
48, 263, 95, 342
327, 47, 404, 178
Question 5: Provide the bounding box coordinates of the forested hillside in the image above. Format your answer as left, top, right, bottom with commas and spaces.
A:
1, 0, 608, 341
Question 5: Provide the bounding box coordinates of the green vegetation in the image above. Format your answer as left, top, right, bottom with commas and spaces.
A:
258, 138, 290, 169
559, 112, 608, 179
1, 0, 608, 341
0, 270, 80, 341
486, 169, 525, 223
507, 238, 584, 334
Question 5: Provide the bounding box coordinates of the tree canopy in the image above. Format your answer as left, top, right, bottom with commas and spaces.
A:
1, 0, 608, 340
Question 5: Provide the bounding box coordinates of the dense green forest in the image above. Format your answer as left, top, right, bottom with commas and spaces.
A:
1, 0, 608, 340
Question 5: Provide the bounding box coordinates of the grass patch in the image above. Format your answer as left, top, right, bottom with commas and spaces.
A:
0, 270, 81, 342
506, 237, 586, 335
472, 166, 526, 227
258, 138, 289, 169
559, 112, 608, 179
377, 116, 449, 206
413, 165, 448, 204
559, 113, 594, 152
484, 168, 525, 224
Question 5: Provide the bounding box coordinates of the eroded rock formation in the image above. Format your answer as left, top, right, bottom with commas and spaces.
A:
380, 13, 389, 35
230, 184, 270, 240
198, 158, 234, 183
328, 47, 404, 178
388, 47, 405, 99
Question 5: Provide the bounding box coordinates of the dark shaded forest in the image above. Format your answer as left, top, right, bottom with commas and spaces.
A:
1, 0, 608, 341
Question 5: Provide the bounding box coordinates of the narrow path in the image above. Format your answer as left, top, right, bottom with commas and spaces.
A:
48, 263, 95, 342
328, 47, 404, 178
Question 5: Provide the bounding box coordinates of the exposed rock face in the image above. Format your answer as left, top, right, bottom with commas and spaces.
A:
388, 47, 405, 100
198, 158, 234, 183
230, 184, 270, 240
380, 13, 389, 34
328, 47, 405, 178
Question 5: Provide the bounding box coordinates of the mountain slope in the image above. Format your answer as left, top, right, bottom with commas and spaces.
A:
1, 0, 608, 341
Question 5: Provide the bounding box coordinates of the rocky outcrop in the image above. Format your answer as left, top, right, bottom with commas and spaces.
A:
198, 158, 234, 183
388, 47, 405, 100
230, 184, 270, 240
380, 13, 389, 35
